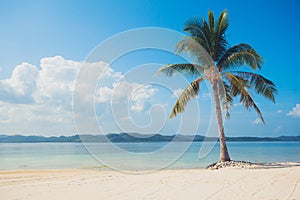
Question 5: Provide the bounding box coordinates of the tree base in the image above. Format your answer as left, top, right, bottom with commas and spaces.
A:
206, 160, 257, 170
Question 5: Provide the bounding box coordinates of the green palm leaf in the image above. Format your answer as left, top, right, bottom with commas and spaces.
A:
176, 37, 214, 68
216, 10, 229, 37
208, 10, 215, 33
217, 43, 263, 70
214, 10, 229, 61
156, 63, 204, 77
170, 78, 203, 118
213, 78, 233, 119
224, 72, 265, 124
231, 71, 277, 103
183, 17, 212, 54
222, 81, 233, 119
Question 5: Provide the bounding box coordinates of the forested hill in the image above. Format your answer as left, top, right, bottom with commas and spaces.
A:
0, 133, 299, 143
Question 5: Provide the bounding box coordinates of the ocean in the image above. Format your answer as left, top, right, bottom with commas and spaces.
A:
0, 142, 299, 171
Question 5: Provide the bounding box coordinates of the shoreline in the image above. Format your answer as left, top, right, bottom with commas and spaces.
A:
1, 163, 300, 199
1, 161, 299, 173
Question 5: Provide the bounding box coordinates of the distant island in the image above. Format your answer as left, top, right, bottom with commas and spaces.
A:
0, 133, 299, 143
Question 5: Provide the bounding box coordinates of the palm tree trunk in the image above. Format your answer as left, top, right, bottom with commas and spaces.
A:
212, 83, 231, 162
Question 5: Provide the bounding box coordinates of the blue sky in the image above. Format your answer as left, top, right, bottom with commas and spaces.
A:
0, 0, 299, 136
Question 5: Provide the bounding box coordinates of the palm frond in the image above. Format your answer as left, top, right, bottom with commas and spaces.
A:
183, 17, 211, 54
230, 71, 277, 103
217, 43, 263, 71
214, 10, 229, 61
216, 10, 229, 36
208, 10, 215, 33
224, 72, 265, 124
204, 17, 215, 59
176, 37, 214, 68
218, 80, 233, 119
224, 83, 233, 119
170, 78, 203, 118
156, 63, 204, 77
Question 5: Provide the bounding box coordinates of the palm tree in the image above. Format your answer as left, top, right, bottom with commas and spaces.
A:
157, 10, 277, 162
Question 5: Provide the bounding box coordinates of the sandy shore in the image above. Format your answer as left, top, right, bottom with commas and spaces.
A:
1, 166, 300, 200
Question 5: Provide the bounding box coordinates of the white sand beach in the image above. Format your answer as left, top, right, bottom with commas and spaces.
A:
1, 165, 299, 200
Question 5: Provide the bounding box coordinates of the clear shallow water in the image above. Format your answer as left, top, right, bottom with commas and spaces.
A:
0, 142, 299, 171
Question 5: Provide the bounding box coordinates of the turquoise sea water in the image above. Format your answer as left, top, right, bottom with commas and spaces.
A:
0, 142, 299, 171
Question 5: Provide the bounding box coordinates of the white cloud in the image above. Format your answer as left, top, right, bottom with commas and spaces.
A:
233, 102, 243, 107
287, 104, 300, 117
172, 88, 183, 98
34, 56, 84, 108
129, 84, 157, 112
252, 118, 262, 124
0, 62, 38, 103
277, 109, 282, 113
0, 56, 126, 109
0, 56, 158, 135
96, 86, 113, 103
96, 81, 157, 112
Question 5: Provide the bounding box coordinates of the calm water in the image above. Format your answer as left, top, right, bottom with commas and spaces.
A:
0, 142, 299, 171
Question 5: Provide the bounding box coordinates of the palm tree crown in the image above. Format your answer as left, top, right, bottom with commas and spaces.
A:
157, 10, 277, 162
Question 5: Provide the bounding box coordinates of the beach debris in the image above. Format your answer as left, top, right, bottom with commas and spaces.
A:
206, 161, 300, 170
207, 160, 262, 170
